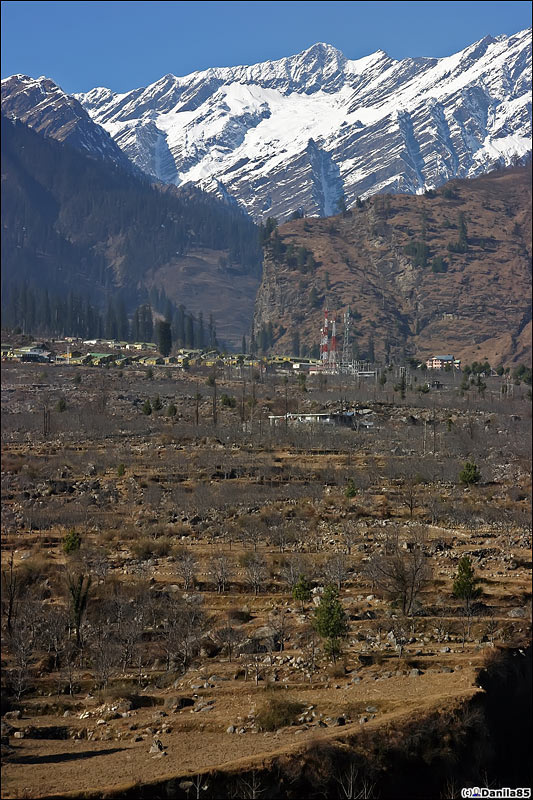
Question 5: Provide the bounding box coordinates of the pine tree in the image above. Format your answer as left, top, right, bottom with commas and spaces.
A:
292, 576, 312, 610
156, 319, 172, 357
313, 586, 348, 662
453, 556, 481, 615
459, 461, 481, 486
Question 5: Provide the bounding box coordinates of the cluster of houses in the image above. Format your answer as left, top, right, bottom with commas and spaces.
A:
2, 338, 463, 375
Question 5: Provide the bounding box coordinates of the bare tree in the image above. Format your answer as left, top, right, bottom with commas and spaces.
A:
336, 761, 376, 799
238, 519, 266, 552
91, 624, 121, 689
389, 618, 410, 659
158, 597, 206, 673
365, 528, 432, 616
231, 771, 265, 799
340, 523, 361, 555
8, 610, 36, 700
214, 624, 244, 662
175, 549, 197, 591
270, 523, 297, 554
322, 553, 349, 591
81, 545, 110, 583
268, 608, 290, 653
242, 553, 267, 596
399, 475, 421, 518
279, 555, 309, 592
209, 552, 233, 593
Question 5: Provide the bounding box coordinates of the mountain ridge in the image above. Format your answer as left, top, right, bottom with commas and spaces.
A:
70, 29, 531, 220
3, 31, 530, 222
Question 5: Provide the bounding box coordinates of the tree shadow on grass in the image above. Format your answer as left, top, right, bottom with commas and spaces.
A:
10, 747, 126, 765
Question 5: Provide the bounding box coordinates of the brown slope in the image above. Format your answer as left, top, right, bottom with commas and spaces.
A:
254, 165, 532, 366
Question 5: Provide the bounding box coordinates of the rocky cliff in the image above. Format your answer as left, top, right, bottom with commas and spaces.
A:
253, 166, 532, 366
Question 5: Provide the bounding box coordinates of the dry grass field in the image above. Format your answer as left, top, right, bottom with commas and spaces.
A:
1, 361, 531, 799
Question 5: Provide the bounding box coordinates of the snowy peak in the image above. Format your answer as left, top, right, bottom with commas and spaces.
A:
4, 30, 531, 221
1, 74, 136, 171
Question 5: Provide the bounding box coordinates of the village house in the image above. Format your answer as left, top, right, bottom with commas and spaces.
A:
426, 354, 461, 370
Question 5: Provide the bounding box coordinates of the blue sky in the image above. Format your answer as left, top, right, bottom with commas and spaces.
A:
1, 1, 531, 93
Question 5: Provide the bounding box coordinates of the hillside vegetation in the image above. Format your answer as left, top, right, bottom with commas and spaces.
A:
254, 166, 532, 367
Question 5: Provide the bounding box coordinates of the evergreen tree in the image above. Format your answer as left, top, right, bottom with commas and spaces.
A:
459, 460, 481, 486
291, 330, 300, 358
198, 312, 205, 349
313, 585, 348, 662
156, 319, 172, 357
185, 314, 195, 348
292, 576, 312, 610
452, 556, 481, 614
367, 335, 375, 363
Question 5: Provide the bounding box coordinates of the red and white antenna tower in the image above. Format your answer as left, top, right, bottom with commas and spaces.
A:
329, 314, 337, 371
320, 308, 329, 368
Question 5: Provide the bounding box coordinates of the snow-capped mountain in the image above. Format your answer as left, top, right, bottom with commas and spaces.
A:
73, 29, 531, 220
1, 74, 137, 173
3, 30, 531, 221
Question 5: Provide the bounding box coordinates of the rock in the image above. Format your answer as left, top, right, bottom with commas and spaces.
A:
226, 725, 235, 734
149, 738, 164, 753
365, 706, 378, 713
336, 717, 346, 726
508, 607, 526, 618
4, 711, 21, 721
165, 696, 194, 711
13, 731, 24, 739
409, 668, 423, 677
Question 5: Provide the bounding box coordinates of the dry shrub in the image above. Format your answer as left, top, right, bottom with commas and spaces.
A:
152, 537, 172, 557
255, 693, 305, 731
131, 538, 154, 560
19, 553, 55, 584
328, 660, 348, 678
227, 607, 252, 623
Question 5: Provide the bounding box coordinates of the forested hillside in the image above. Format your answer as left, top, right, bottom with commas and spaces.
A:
1, 115, 262, 345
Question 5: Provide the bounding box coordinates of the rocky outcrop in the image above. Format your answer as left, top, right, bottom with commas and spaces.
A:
253, 166, 532, 366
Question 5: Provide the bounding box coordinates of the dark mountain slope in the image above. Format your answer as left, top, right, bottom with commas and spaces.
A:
1, 115, 261, 345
